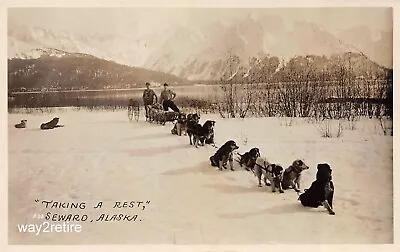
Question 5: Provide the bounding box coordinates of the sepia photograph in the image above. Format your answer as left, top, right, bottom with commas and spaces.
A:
6, 5, 393, 245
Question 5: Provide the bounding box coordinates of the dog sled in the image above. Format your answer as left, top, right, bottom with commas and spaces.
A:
146, 103, 181, 125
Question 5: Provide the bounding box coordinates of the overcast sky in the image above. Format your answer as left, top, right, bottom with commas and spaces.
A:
8, 7, 392, 36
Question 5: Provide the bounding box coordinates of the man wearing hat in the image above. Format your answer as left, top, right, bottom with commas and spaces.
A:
160, 83, 180, 112
142, 82, 158, 119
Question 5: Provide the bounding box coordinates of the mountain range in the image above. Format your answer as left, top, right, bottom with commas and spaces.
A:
8, 14, 392, 81
8, 51, 186, 92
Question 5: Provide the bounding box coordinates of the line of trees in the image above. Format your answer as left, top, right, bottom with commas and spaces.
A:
216, 51, 393, 121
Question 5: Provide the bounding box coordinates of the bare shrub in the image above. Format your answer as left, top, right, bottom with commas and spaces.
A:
314, 119, 343, 138
378, 117, 393, 136
279, 116, 294, 127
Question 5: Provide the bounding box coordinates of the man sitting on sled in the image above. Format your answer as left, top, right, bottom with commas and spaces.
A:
159, 83, 180, 113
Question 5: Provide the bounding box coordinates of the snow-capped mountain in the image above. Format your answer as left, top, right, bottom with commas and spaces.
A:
337, 25, 393, 69
8, 20, 157, 67
8, 15, 392, 81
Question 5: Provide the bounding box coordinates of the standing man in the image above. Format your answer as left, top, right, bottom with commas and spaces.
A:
160, 83, 180, 112
142, 82, 158, 119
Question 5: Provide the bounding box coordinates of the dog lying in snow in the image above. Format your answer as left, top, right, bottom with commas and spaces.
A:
281, 159, 309, 192
298, 163, 335, 215
40, 117, 64, 130
254, 157, 284, 193
238, 147, 260, 171
210, 140, 239, 171
15, 119, 27, 128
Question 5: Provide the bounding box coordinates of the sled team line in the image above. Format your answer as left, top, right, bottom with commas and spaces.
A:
13, 81, 336, 216
166, 110, 336, 216
144, 81, 335, 215
13, 111, 336, 215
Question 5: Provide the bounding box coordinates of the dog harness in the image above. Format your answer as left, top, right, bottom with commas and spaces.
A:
255, 161, 280, 178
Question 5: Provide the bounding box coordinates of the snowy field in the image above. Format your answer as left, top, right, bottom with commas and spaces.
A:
8, 108, 393, 244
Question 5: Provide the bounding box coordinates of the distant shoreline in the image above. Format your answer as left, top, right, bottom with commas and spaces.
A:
9, 84, 213, 95
9, 79, 388, 96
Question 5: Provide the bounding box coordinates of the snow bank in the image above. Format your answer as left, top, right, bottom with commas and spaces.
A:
8, 108, 392, 244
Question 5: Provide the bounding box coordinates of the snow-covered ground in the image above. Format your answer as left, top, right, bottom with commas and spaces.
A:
8, 108, 393, 244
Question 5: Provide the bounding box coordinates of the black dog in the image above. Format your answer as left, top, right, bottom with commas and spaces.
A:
192, 123, 207, 148
40, 117, 64, 130
203, 120, 216, 145
187, 113, 200, 145
238, 147, 260, 171
210, 140, 239, 171
191, 120, 216, 148
298, 163, 335, 215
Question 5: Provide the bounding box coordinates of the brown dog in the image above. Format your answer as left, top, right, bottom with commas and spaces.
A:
282, 159, 309, 192
171, 113, 187, 136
